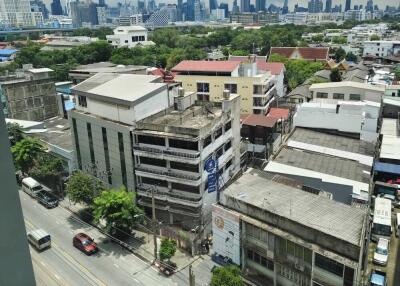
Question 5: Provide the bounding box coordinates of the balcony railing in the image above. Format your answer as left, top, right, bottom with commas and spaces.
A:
133, 144, 200, 159
136, 165, 201, 181
137, 184, 202, 203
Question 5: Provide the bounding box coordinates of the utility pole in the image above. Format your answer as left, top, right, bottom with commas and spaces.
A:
151, 187, 158, 261
189, 265, 195, 286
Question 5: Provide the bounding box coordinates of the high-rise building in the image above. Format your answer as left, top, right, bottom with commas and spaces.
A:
194, 0, 202, 21
209, 0, 217, 12
186, 0, 195, 21
366, 0, 373, 12
325, 0, 331, 12
51, 0, 62, 15
69, 0, 98, 27
177, 0, 183, 20
98, 0, 105, 7
255, 0, 265, 12
308, 0, 323, 13
219, 2, 228, 17
232, 0, 239, 14
282, 0, 289, 14
240, 0, 250, 12
345, 0, 351, 11
0, 0, 37, 27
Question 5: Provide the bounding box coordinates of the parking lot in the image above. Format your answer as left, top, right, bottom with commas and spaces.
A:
365, 208, 400, 286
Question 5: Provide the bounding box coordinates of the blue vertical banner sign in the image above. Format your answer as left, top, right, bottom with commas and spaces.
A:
205, 158, 218, 193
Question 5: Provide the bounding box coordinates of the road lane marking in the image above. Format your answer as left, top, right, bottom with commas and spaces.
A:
114, 263, 119, 268
40, 261, 46, 267
54, 274, 61, 280
56, 220, 60, 225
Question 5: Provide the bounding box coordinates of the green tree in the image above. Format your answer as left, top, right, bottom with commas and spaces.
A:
11, 137, 44, 173
332, 36, 347, 44
231, 32, 263, 54
268, 53, 288, 64
311, 34, 324, 43
370, 34, 380, 41
150, 28, 180, 48
6, 122, 23, 145
29, 153, 64, 191
333, 47, 346, 62
66, 171, 104, 206
394, 66, 400, 81
330, 68, 342, 82
210, 265, 244, 286
93, 186, 143, 237
345, 52, 358, 63
159, 238, 177, 261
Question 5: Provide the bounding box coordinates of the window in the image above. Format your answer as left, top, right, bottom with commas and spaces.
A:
203, 135, 212, 148
333, 93, 344, 100
170, 161, 198, 173
344, 266, 355, 286
72, 118, 82, 169
102, 127, 112, 184
169, 139, 198, 150
78, 95, 87, 107
316, 92, 328, 99
224, 140, 231, 152
118, 132, 127, 187
224, 83, 237, 94
247, 249, 274, 271
140, 157, 166, 167
225, 159, 232, 170
315, 253, 344, 277
216, 146, 224, 159
141, 176, 168, 187
125, 40, 128, 43
197, 82, 209, 93
214, 127, 223, 140
137, 135, 165, 146
171, 182, 200, 194
87, 123, 95, 165
349, 94, 361, 101
225, 121, 231, 132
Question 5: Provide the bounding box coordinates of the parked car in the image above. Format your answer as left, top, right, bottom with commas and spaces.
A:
36, 190, 59, 208
373, 238, 389, 266
154, 260, 177, 276
211, 253, 233, 266
73, 233, 98, 255
22, 177, 43, 198
370, 270, 387, 286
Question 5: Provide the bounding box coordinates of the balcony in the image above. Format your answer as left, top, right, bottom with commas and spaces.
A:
136, 165, 202, 186
253, 84, 276, 98
137, 185, 203, 208
133, 144, 201, 164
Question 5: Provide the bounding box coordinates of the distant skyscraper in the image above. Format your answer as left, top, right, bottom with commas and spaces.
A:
240, 0, 250, 12
232, 0, 239, 14
345, 0, 351, 11
366, 0, 373, 12
51, 0, 63, 15
186, 0, 195, 21
282, 0, 289, 14
308, 0, 322, 13
194, 0, 202, 21
325, 0, 331, 12
219, 3, 228, 17
209, 0, 217, 12
98, 0, 105, 7
255, 0, 265, 12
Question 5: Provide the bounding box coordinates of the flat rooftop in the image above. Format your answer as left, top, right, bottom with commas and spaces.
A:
223, 169, 366, 246
29, 117, 73, 151
273, 147, 370, 183
309, 81, 385, 92
70, 62, 148, 74
72, 73, 166, 105
290, 128, 375, 157
136, 102, 224, 136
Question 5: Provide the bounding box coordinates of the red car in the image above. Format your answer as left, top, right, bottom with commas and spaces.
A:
73, 233, 98, 255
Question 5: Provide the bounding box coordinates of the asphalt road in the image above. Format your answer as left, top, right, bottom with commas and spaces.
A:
20, 190, 215, 286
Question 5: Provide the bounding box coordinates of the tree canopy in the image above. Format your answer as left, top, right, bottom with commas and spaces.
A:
210, 265, 244, 286
29, 153, 64, 191
159, 238, 177, 261
93, 186, 143, 237
6, 122, 23, 145
11, 137, 44, 173
66, 171, 104, 206
330, 68, 342, 82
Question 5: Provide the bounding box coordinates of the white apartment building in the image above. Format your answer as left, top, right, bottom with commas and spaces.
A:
363, 40, 400, 58
69, 73, 173, 192
133, 90, 241, 230
309, 81, 385, 103
130, 14, 143, 25
106, 26, 155, 48
0, 0, 38, 27
96, 7, 107, 26
284, 12, 343, 25
293, 101, 381, 143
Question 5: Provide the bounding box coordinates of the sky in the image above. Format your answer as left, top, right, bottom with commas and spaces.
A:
49, 0, 399, 12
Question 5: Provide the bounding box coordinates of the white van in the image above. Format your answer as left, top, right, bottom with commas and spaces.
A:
396, 213, 400, 237
27, 229, 51, 251
22, 177, 42, 197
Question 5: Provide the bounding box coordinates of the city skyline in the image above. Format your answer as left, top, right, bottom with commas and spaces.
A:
45, 0, 399, 12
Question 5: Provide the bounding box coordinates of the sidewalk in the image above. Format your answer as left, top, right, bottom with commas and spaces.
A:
60, 199, 200, 270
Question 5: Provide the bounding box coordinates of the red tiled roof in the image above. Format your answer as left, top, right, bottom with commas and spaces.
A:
257, 62, 285, 75
172, 60, 241, 73
242, 114, 278, 128
267, 108, 289, 120
270, 47, 329, 61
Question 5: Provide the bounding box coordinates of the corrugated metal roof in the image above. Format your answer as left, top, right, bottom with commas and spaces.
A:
242, 114, 278, 128
374, 162, 400, 175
